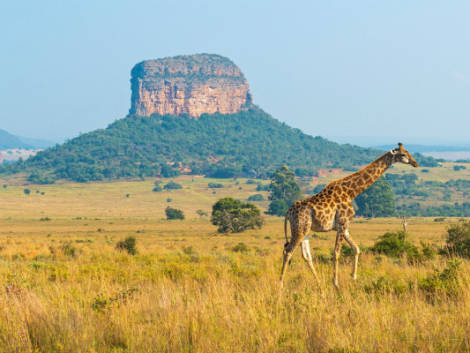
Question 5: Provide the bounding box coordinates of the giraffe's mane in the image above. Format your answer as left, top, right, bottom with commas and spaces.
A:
324, 151, 390, 189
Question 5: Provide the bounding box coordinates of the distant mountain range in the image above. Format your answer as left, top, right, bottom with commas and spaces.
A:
0, 129, 55, 150
374, 144, 470, 153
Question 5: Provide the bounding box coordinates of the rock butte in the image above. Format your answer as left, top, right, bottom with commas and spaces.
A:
129, 54, 253, 118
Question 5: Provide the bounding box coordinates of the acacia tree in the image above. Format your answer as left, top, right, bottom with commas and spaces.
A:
355, 176, 395, 217
267, 166, 302, 216
211, 197, 263, 233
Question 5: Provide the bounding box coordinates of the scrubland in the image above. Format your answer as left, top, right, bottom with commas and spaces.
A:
0, 178, 469, 352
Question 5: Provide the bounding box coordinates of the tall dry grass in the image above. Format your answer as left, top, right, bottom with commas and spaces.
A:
0, 179, 468, 352
0, 231, 469, 352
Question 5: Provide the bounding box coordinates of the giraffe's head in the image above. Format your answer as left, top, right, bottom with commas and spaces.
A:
391, 143, 419, 167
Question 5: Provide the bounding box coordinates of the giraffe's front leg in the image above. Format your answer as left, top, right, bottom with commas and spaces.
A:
344, 229, 360, 280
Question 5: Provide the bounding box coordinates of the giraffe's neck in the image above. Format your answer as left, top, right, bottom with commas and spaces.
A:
341, 152, 393, 200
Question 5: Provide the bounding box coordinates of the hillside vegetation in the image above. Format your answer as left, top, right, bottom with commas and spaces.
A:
0, 107, 436, 183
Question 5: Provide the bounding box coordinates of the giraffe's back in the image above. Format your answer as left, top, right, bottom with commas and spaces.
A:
287, 196, 336, 233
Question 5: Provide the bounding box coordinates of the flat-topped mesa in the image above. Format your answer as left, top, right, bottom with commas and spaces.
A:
129, 54, 253, 118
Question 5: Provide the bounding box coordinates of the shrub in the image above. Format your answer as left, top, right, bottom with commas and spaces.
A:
370, 231, 417, 258
418, 259, 462, 301
364, 275, 411, 296
152, 181, 163, 192
444, 222, 470, 258
419, 241, 437, 261
61, 242, 76, 257
208, 183, 223, 188
211, 197, 263, 233
196, 209, 208, 218
23, 188, 31, 195
165, 206, 185, 220
164, 181, 183, 190
247, 194, 264, 201
116, 236, 137, 255
232, 242, 248, 253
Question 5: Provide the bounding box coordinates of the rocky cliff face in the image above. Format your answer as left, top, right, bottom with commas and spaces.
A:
129, 54, 252, 118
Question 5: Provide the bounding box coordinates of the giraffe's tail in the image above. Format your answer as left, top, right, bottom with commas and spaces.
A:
283, 213, 290, 252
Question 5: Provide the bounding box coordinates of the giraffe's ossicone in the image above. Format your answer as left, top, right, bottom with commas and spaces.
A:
279, 143, 419, 289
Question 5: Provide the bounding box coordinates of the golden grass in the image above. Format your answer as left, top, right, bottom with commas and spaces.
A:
0, 178, 469, 352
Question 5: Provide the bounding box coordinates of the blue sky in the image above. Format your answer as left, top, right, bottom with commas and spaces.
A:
1, 1, 469, 145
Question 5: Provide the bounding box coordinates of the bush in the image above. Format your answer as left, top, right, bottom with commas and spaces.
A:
232, 242, 248, 253
418, 259, 462, 301
247, 194, 264, 201
165, 206, 185, 220
164, 181, 183, 190
211, 197, 263, 233
153, 180, 163, 192
116, 236, 137, 255
23, 188, 31, 195
196, 209, 208, 218
364, 275, 411, 296
444, 222, 470, 258
370, 231, 417, 258
208, 183, 223, 188
61, 242, 76, 257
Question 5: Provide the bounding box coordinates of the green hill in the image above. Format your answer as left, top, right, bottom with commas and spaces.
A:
0, 107, 436, 183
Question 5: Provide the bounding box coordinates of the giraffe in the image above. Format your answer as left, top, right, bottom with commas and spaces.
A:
280, 143, 418, 289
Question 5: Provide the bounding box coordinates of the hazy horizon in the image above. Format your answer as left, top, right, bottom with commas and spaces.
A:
1, 1, 470, 145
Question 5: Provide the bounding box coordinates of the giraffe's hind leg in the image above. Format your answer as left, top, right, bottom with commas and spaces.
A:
280, 237, 298, 288
280, 247, 292, 288
280, 209, 311, 288
301, 238, 320, 285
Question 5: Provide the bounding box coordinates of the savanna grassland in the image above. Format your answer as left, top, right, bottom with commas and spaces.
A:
0, 176, 469, 352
